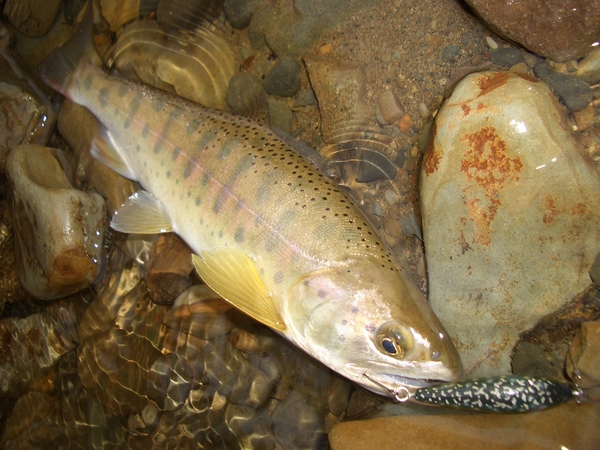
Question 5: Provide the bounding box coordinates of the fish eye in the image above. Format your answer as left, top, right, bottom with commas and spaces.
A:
375, 322, 414, 358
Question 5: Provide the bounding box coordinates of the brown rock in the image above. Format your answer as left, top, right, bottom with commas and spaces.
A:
329, 402, 600, 450
146, 234, 194, 305
465, 0, 600, 62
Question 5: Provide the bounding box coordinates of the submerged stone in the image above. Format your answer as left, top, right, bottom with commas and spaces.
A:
6, 145, 106, 300
420, 71, 600, 378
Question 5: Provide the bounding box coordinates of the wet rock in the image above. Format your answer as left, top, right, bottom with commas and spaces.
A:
533, 61, 593, 112
3, 0, 62, 37
0, 47, 55, 172
490, 47, 523, 67
0, 391, 65, 448
162, 284, 234, 341
420, 71, 600, 377
329, 402, 600, 450
577, 46, 600, 85
57, 100, 137, 215
464, 0, 600, 62
224, 0, 262, 29
272, 390, 328, 449
6, 145, 106, 300
264, 56, 302, 98
145, 233, 194, 305
590, 251, 600, 285
109, 20, 235, 110
566, 320, 600, 390
0, 300, 81, 396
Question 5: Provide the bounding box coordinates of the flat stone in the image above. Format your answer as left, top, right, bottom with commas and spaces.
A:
329, 402, 600, 450
464, 0, 600, 62
6, 145, 106, 299
533, 61, 593, 111
224, 0, 262, 29
420, 71, 600, 377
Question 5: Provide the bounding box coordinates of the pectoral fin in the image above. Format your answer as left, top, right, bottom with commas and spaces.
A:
191, 251, 286, 331
111, 190, 173, 234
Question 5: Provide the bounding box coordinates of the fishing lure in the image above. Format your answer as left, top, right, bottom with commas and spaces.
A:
412, 375, 576, 413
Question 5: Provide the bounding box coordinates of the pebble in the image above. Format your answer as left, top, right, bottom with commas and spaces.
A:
264, 56, 302, 98
399, 213, 422, 239
224, 0, 262, 29
573, 105, 596, 131
522, 52, 543, 69
384, 189, 399, 205
441, 45, 460, 62
227, 72, 268, 123
485, 36, 498, 50
489, 47, 523, 67
377, 90, 404, 124
417, 102, 429, 119
533, 61, 593, 112
576, 46, 600, 85
267, 97, 294, 134
6, 145, 106, 300
399, 114, 413, 132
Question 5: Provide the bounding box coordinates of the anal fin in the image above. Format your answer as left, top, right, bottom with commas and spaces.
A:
111, 190, 173, 234
191, 251, 286, 331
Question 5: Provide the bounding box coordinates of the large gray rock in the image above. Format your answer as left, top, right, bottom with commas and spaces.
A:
420, 71, 600, 377
465, 0, 600, 62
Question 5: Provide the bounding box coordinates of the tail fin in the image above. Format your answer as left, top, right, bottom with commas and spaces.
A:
38, 2, 102, 98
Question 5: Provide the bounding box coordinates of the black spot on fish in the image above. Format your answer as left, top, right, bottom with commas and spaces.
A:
195, 196, 201, 206
98, 88, 109, 107
218, 230, 223, 239
124, 94, 142, 129
274, 271, 284, 284
202, 172, 210, 186
183, 160, 195, 179
218, 138, 238, 160
213, 196, 225, 214
166, 170, 171, 179
135, 144, 141, 153
234, 227, 244, 243
265, 236, 277, 253
84, 74, 93, 91
118, 83, 129, 97
142, 124, 150, 138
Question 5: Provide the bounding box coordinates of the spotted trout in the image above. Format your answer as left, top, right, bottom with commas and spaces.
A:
39, 8, 462, 398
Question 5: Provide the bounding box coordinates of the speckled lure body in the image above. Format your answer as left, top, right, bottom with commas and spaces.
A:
413, 375, 574, 413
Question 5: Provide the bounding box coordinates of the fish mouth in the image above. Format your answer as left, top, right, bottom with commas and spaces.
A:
344, 362, 458, 400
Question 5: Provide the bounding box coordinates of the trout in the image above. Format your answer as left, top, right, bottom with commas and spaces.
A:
39, 8, 462, 398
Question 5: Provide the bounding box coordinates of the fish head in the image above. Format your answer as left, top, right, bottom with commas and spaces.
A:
287, 258, 463, 398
